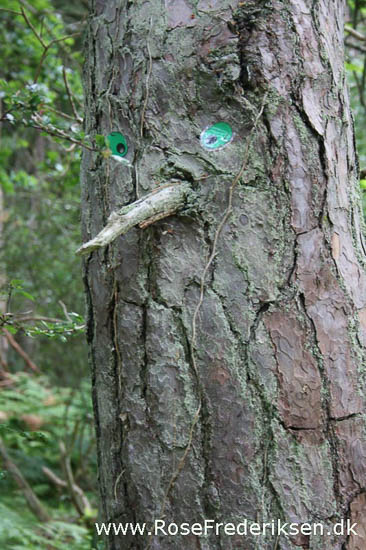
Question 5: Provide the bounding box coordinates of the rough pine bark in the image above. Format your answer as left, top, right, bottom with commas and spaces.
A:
81, 1, 366, 548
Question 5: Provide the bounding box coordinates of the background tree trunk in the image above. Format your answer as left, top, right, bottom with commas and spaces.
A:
81, 1, 366, 548
0, 186, 9, 370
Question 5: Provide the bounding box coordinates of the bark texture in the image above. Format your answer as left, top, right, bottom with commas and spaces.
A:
81, 1, 366, 549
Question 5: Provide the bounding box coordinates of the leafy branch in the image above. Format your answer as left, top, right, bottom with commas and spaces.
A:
0, 4, 95, 151
1, 280, 85, 342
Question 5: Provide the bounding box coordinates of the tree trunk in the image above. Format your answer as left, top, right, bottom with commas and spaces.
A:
0, 187, 9, 370
81, 1, 366, 549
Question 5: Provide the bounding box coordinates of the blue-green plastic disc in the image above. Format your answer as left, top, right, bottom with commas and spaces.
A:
200, 122, 233, 150
107, 132, 128, 157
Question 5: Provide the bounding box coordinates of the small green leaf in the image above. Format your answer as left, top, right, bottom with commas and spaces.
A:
95, 134, 106, 147
345, 62, 363, 74
4, 326, 17, 335
9, 279, 24, 288
15, 289, 35, 301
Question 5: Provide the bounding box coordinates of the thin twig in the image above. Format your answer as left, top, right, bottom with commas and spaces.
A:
3, 3, 81, 99
20, 6, 47, 48
30, 115, 98, 151
62, 66, 82, 122
69, 419, 81, 453
13, 315, 64, 323
43, 464, 91, 512
75, 427, 95, 480
345, 25, 366, 41
0, 351, 9, 371
0, 437, 50, 522
145, 403, 201, 550
18, 0, 84, 71
59, 441, 90, 516
114, 470, 124, 501
140, 17, 153, 137
42, 466, 67, 488
0, 7, 22, 15
59, 300, 72, 322
34, 33, 80, 83
3, 329, 40, 373
46, 105, 80, 123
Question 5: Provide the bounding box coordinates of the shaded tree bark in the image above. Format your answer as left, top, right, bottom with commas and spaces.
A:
81, 1, 366, 549
0, 187, 8, 369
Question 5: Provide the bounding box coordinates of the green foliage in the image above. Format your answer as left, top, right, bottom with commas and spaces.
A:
0, 144, 87, 376
0, 0, 89, 380
0, 1, 91, 150
0, 500, 93, 550
345, 60, 364, 74
94, 135, 106, 148
0, 373, 96, 550
0, 3, 98, 549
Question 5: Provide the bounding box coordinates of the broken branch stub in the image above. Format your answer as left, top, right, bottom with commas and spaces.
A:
76, 182, 192, 256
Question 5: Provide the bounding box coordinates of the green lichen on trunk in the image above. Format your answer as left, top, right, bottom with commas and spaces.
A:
81, 1, 366, 549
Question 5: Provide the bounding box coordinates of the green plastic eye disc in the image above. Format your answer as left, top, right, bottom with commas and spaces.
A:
200, 122, 233, 150
107, 132, 128, 157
